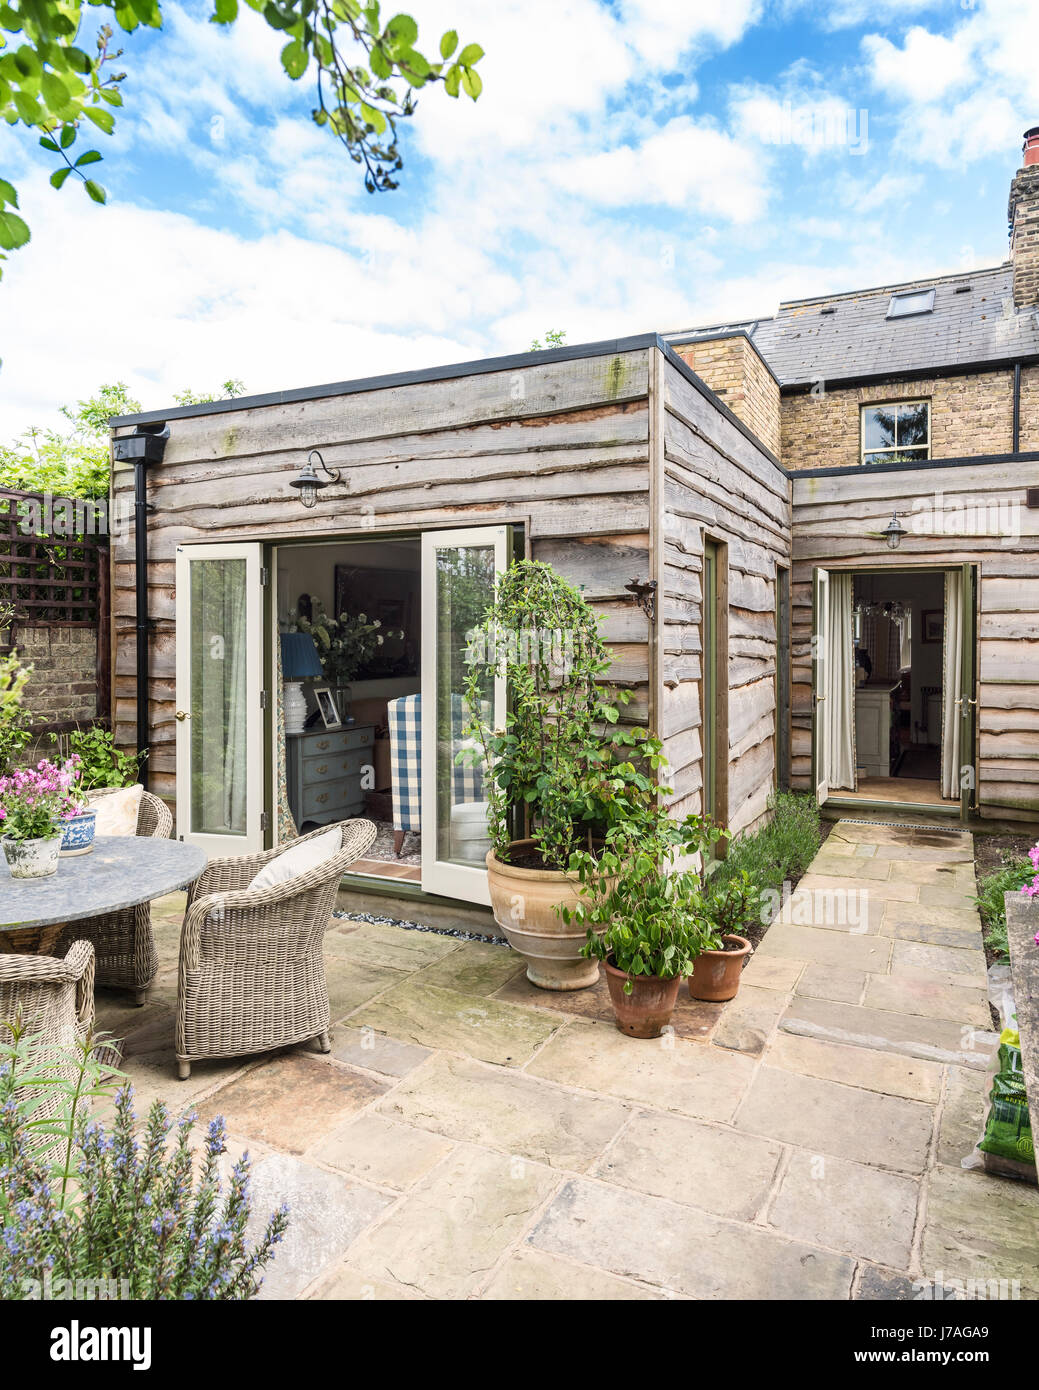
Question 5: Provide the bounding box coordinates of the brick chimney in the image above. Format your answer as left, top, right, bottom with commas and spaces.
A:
1009, 126, 1039, 308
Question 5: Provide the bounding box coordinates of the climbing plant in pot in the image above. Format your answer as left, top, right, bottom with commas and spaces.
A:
462, 560, 663, 990
573, 811, 727, 1037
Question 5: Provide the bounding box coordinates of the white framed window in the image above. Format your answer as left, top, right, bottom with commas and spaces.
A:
860, 400, 930, 466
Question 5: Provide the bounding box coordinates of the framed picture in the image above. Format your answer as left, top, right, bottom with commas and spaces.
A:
334, 564, 418, 678
922, 610, 943, 644
314, 687, 341, 729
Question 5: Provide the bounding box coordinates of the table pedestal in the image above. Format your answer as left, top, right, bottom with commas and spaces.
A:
0, 924, 67, 956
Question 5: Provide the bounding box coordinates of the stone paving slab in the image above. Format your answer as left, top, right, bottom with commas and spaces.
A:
862, 973, 991, 1027
765, 1031, 945, 1104
494, 968, 724, 1041
305, 1263, 424, 1300
756, 921, 891, 972
378, 1052, 631, 1171
310, 1112, 455, 1190
345, 1144, 559, 1300
328, 1025, 432, 1078
480, 1247, 663, 1300
711, 984, 787, 1056
198, 1053, 389, 1154
780, 995, 994, 1069
327, 920, 462, 971
526, 1019, 756, 1123
349, 979, 560, 1066
414, 940, 526, 996
922, 1166, 1039, 1299
796, 962, 867, 1004
769, 1150, 919, 1269
590, 1110, 782, 1221
248, 1152, 393, 1301
740, 955, 806, 992
529, 1178, 856, 1300
889, 938, 988, 982
735, 1066, 935, 1171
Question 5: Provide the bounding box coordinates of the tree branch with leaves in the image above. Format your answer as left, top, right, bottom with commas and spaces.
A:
0, 0, 483, 278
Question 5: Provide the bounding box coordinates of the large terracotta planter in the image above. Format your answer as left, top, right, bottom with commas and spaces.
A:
604, 959, 682, 1039
486, 841, 602, 990
688, 934, 752, 1002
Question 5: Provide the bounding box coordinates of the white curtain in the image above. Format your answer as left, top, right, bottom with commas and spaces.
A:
942, 570, 963, 800
899, 612, 912, 670
825, 572, 856, 790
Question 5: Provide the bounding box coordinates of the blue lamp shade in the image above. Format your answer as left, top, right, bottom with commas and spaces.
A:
280, 632, 324, 680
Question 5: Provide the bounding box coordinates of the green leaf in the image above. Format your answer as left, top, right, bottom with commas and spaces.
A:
0, 177, 16, 207
385, 13, 418, 45
280, 38, 308, 78
211, 0, 239, 21
369, 44, 391, 79
65, 46, 93, 74
0, 208, 29, 250
83, 179, 106, 204
12, 89, 41, 124
359, 101, 386, 133
74, 149, 102, 168
83, 106, 115, 134
38, 136, 59, 153
461, 67, 482, 99
444, 63, 460, 97
41, 71, 71, 113
457, 42, 483, 65
59, 123, 76, 149
49, 165, 73, 189
439, 29, 457, 59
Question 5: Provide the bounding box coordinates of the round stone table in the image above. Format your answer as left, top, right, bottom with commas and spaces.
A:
0, 836, 207, 952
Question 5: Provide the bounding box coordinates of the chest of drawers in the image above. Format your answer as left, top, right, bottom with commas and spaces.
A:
286, 724, 376, 828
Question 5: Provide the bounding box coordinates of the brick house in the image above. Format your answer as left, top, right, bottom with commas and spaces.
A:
112, 128, 1039, 914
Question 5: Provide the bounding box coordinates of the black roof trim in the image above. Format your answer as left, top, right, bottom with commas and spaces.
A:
110, 334, 664, 427
789, 450, 1039, 480
781, 351, 1039, 394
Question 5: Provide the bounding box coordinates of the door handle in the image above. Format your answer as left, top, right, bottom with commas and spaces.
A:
175, 710, 191, 722
814, 694, 826, 703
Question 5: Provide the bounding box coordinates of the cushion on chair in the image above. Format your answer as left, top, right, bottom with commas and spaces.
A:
248, 827, 342, 891
87, 784, 144, 836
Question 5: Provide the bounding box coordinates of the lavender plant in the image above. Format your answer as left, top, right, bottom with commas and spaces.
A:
0, 1023, 288, 1299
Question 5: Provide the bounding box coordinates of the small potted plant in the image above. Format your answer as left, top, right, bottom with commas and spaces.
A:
0, 760, 72, 879
687, 867, 760, 1002
56, 754, 97, 856
575, 813, 727, 1037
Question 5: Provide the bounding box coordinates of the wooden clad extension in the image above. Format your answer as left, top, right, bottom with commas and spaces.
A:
790, 459, 1039, 821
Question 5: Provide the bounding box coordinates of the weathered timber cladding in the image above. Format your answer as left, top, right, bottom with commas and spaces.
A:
661, 358, 791, 837
790, 459, 1039, 820
111, 350, 654, 804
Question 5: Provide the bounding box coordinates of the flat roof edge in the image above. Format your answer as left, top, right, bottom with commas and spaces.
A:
109, 334, 663, 428
790, 449, 1039, 480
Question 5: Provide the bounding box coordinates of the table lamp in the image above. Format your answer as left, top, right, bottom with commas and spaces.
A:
280, 633, 324, 734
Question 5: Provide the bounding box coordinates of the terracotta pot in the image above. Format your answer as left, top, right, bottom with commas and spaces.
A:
688, 934, 752, 1002
604, 959, 682, 1039
486, 841, 603, 991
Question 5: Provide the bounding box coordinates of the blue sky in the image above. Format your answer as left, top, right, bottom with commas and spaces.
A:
2, 0, 1037, 433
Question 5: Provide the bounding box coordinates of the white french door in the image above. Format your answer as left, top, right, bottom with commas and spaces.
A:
812, 567, 830, 805
174, 542, 264, 855
420, 526, 509, 904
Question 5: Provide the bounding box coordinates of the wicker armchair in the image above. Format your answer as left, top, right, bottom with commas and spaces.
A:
51, 790, 173, 1006
176, 819, 377, 1079
0, 941, 95, 1127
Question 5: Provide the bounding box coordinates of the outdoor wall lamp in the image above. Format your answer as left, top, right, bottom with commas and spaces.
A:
881, 512, 907, 550
290, 449, 341, 509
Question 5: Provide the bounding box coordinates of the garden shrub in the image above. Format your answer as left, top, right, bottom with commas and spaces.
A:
974, 852, 1034, 960
710, 791, 822, 928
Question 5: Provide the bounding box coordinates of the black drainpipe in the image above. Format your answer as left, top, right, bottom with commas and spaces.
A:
111, 423, 169, 788
1013, 362, 1022, 454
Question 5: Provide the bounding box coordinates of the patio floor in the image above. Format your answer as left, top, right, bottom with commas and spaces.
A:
97, 819, 1039, 1301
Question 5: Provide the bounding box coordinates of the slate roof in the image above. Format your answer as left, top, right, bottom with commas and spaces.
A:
667, 263, 1039, 388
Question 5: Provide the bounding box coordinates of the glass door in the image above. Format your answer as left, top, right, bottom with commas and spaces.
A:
812, 567, 830, 805
174, 543, 264, 855
420, 526, 509, 903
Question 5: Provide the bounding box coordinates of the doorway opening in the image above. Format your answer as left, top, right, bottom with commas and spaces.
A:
812, 565, 977, 817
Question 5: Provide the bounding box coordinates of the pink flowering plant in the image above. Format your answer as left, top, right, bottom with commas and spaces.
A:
0, 758, 81, 842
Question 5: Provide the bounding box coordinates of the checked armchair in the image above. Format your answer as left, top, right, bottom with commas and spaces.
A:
176, 819, 377, 1079
51, 790, 173, 1005
0, 941, 95, 1128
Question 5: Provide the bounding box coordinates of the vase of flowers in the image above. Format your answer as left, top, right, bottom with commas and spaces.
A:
0, 759, 75, 879
289, 600, 404, 718
56, 753, 96, 856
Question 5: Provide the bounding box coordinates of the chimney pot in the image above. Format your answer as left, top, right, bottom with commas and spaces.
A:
1024, 126, 1039, 168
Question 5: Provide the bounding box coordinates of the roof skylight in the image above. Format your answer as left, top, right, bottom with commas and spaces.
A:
887, 289, 935, 319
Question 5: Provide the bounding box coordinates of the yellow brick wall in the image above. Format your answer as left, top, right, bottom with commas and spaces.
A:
673, 336, 781, 457
780, 370, 1039, 470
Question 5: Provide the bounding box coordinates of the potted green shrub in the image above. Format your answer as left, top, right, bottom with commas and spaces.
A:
687, 867, 760, 1002
463, 560, 662, 990
573, 810, 726, 1036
